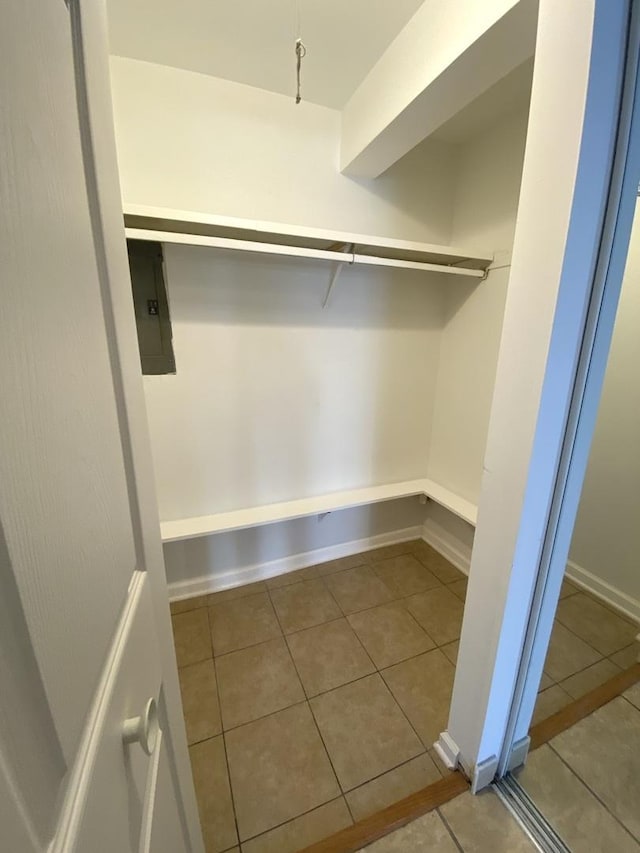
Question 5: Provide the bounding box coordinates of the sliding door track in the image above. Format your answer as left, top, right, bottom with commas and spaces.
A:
493, 774, 572, 853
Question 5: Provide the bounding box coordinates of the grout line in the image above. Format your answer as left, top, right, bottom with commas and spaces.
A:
204, 606, 242, 850
436, 807, 465, 852
240, 795, 352, 847
335, 611, 432, 755
547, 740, 640, 845
266, 583, 348, 800
210, 627, 462, 738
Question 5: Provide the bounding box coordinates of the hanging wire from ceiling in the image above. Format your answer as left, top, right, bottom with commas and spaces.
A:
294, 0, 307, 104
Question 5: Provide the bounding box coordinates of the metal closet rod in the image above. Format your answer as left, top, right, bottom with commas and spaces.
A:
124, 227, 486, 279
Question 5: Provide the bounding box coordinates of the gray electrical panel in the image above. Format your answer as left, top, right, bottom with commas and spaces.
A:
127, 240, 176, 375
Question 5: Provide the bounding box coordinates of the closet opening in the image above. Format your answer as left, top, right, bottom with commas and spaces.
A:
101, 0, 584, 848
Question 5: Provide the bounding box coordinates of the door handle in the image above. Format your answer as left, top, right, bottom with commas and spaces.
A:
123, 697, 160, 756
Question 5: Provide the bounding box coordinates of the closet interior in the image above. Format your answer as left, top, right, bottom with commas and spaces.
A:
105, 1, 639, 850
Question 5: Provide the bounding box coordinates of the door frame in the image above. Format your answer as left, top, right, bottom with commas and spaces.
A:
438, 0, 639, 788
498, 0, 640, 771
69, 0, 203, 847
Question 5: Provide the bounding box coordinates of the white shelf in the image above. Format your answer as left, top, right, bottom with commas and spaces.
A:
123, 204, 492, 279
160, 478, 478, 543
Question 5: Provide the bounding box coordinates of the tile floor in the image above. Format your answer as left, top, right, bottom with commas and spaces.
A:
357, 787, 537, 852
531, 580, 638, 725
515, 682, 640, 850
357, 681, 640, 852
170, 540, 639, 853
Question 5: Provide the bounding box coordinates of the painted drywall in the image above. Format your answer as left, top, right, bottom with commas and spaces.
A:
341, 0, 536, 176
165, 497, 427, 596
144, 245, 446, 521
427, 108, 530, 504
569, 203, 640, 607
109, 56, 454, 242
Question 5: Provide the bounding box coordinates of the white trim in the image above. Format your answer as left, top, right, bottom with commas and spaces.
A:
506, 736, 531, 772
423, 511, 640, 626
470, 755, 499, 795
125, 228, 485, 279
168, 525, 423, 601
123, 202, 494, 266
433, 732, 461, 771
50, 572, 146, 852
71, 2, 204, 846
160, 479, 478, 543
421, 519, 472, 576
565, 560, 640, 624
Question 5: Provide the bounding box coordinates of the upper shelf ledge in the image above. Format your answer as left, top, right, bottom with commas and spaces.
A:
159, 477, 478, 544
123, 204, 493, 279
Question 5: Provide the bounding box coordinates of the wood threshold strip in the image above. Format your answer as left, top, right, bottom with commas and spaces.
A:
298, 772, 468, 853
529, 661, 640, 751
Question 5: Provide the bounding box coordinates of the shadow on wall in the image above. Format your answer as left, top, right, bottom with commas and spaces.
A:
343, 136, 456, 243
163, 497, 428, 586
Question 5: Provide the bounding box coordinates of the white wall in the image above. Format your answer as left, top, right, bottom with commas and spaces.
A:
569, 203, 640, 607
109, 56, 455, 243
146, 245, 446, 522
165, 498, 427, 596
427, 108, 529, 503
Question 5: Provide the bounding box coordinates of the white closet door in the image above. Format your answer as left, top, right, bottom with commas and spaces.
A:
0, 1, 200, 850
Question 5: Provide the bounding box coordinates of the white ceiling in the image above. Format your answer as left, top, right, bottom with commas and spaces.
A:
107, 0, 425, 109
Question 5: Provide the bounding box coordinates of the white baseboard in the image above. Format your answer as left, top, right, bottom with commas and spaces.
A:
168, 509, 640, 628
421, 518, 472, 576
168, 524, 423, 601
565, 559, 640, 624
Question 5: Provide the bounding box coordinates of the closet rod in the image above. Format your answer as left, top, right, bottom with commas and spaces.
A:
124, 227, 485, 278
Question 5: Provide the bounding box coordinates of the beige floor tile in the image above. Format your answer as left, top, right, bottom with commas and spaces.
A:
265, 566, 319, 590
189, 736, 238, 853
346, 753, 441, 821
286, 618, 375, 696
556, 593, 637, 656
532, 684, 572, 726
367, 542, 414, 563
372, 554, 441, 598
515, 745, 639, 852
172, 608, 212, 668
225, 703, 340, 841
411, 541, 464, 584
440, 789, 537, 852
441, 640, 459, 666
610, 643, 640, 669
348, 602, 435, 669
539, 671, 554, 690
544, 621, 601, 682
215, 637, 304, 730
207, 581, 267, 605
359, 810, 458, 852
552, 696, 640, 840
448, 578, 468, 601
560, 658, 621, 699
624, 680, 640, 710
325, 565, 393, 614
405, 586, 464, 646
178, 659, 221, 744
310, 673, 424, 791
209, 592, 281, 656
313, 553, 370, 577
382, 649, 455, 748
241, 798, 351, 853
270, 578, 342, 634
559, 578, 579, 599
170, 594, 209, 615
